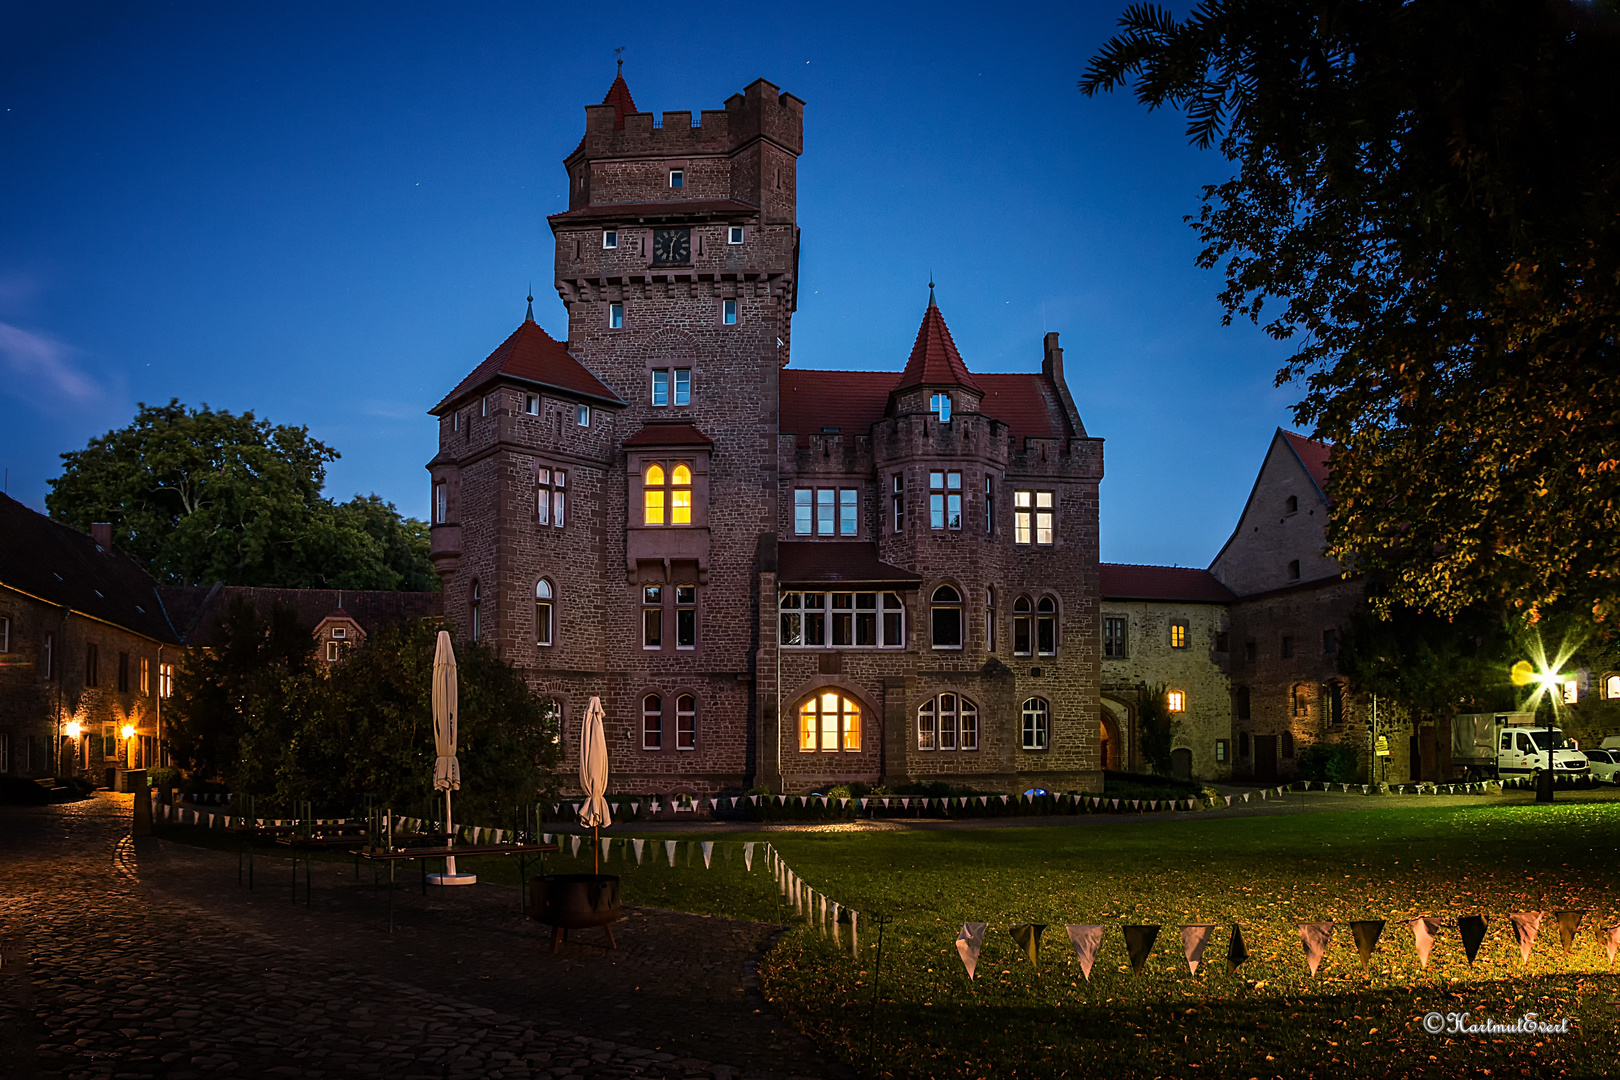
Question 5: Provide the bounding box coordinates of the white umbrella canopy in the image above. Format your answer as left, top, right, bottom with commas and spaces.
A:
579, 696, 612, 831
432, 630, 460, 792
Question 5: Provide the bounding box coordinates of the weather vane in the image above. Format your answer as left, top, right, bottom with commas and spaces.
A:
615, 46, 625, 73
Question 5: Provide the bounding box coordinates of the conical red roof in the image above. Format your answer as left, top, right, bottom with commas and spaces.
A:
602, 69, 638, 129
894, 296, 981, 394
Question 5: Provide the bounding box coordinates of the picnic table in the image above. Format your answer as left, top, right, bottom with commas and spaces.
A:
352, 842, 558, 932
231, 820, 365, 891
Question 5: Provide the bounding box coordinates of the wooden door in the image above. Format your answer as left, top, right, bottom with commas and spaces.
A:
1254, 735, 1278, 782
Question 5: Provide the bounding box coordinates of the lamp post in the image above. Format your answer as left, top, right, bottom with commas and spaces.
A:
120, 723, 135, 771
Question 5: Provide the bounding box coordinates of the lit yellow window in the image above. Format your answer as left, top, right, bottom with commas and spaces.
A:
644, 463, 666, 525
799, 700, 817, 751
671, 463, 692, 525
798, 691, 861, 752
1169, 622, 1187, 648
1167, 690, 1185, 712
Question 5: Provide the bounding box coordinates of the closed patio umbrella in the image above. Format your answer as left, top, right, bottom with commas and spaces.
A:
580, 696, 611, 873
428, 630, 474, 885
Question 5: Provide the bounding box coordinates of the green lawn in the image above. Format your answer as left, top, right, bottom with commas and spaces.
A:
156, 799, 1620, 1077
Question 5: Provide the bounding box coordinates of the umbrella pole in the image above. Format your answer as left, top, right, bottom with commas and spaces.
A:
594, 824, 599, 874
445, 787, 457, 878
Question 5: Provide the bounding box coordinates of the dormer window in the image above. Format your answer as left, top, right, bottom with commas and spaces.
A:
669, 168, 684, 188
603, 229, 618, 249
930, 393, 952, 422
728, 226, 744, 244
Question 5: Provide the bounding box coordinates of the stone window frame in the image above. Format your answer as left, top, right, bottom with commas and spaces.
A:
778, 590, 905, 650
675, 691, 699, 751
535, 465, 566, 528
722, 299, 738, 326
1603, 672, 1620, 699
930, 392, 952, 422
675, 583, 698, 651
1103, 614, 1128, 659
0, 614, 8, 653
891, 473, 905, 533
1020, 697, 1050, 751
669, 168, 684, 189
642, 693, 664, 750
608, 302, 624, 329
1285, 494, 1298, 514
1036, 595, 1059, 656
469, 580, 482, 644
1013, 490, 1055, 545
1216, 738, 1230, 763
602, 229, 618, 250
1287, 559, 1301, 580
1281, 635, 1295, 659
1291, 682, 1309, 717
793, 688, 865, 754
159, 661, 174, 699
1012, 595, 1033, 656
930, 583, 965, 651
642, 585, 664, 650
929, 470, 963, 530
985, 587, 997, 654
535, 578, 554, 648
1167, 689, 1186, 713
641, 461, 695, 527
791, 485, 858, 538
917, 692, 980, 753
1322, 679, 1345, 726
727, 225, 745, 245
576, 403, 591, 427
1168, 619, 1190, 650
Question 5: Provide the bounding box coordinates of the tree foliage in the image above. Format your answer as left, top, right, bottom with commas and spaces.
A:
1083, 0, 1620, 621
47, 399, 435, 590
1336, 594, 1517, 724
169, 608, 560, 822
1136, 682, 1179, 774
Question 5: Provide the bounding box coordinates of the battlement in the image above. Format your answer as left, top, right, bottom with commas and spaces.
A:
570, 78, 803, 163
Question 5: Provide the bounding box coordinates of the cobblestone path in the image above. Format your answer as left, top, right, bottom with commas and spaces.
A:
0, 797, 837, 1080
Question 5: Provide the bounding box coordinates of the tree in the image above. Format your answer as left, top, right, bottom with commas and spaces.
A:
47, 399, 437, 590
1336, 595, 1517, 727
1136, 683, 1178, 774
1083, 0, 1620, 622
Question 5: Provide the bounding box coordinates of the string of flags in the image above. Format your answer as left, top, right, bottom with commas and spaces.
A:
952, 912, 1620, 979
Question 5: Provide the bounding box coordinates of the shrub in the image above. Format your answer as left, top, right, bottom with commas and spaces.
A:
1298, 742, 1360, 783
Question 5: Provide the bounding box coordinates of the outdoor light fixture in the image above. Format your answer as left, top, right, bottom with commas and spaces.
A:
65, 720, 82, 739
120, 723, 135, 740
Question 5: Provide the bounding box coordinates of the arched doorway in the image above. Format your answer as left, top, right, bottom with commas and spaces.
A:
1170, 747, 1193, 779
1099, 709, 1123, 770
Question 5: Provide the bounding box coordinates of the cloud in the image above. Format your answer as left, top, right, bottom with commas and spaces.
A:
0, 321, 101, 407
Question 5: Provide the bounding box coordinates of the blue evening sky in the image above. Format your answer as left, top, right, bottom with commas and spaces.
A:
0, 1, 1297, 568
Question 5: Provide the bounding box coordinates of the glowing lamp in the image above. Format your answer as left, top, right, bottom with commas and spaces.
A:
120, 724, 135, 740
1510, 660, 1536, 687
64, 721, 82, 739
1562, 679, 1578, 705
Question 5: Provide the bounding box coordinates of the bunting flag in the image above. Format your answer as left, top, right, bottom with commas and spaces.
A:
1066, 925, 1105, 980
861, 799, 870, 809
979, 796, 989, 806
633, 838, 644, 865
1227, 924, 1249, 972
701, 841, 713, 869
571, 802, 581, 814
569, 834, 581, 858
1350, 920, 1385, 968
744, 842, 755, 871
1242, 793, 1251, 803
1504, 911, 1543, 964
630, 802, 640, 814
1150, 800, 1159, 811
710, 798, 719, 810
1000, 795, 1010, 805
1124, 925, 1159, 974
651, 799, 661, 814
1298, 922, 1333, 976
1598, 925, 1620, 968
601, 837, 612, 863
1010, 924, 1046, 968
611, 803, 621, 815
1091, 797, 1100, 809
1458, 915, 1488, 964
731, 796, 739, 807
1130, 800, 1139, 811
1224, 796, 1233, 806
1259, 791, 1267, 801
665, 840, 678, 867
839, 798, 849, 808
1410, 917, 1441, 968
777, 795, 787, 805
1111, 799, 1121, 810
749, 795, 759, 805
954, 920, 986, 977
1180, 924, 1218, 975
900, 798, 910, 809
1555, 910, 1585, 954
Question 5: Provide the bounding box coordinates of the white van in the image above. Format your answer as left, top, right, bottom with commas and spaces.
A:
1497, 727, 1590, 780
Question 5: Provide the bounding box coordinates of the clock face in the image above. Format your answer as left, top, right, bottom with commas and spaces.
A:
652, 228, 691, 265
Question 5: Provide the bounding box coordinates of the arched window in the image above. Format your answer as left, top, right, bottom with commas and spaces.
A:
643, 464, 666, 525
1036, 596, 1057, 655
1239, 730, 1251, 757
671, 463, 692, 525
1234, 685, 1252, 720
1292, 683, 1309, 716
1013, 596, 1032, 655
1606, 673, 1620, 700
470, 580, 481, 643
1323, 681, 1345, 726
1021, 697, 1049, 751
535, 579, 553, 647
798, 691, 861, 752
917, 692, 980, 752
931, 585, 962, 649
1286, 494, 1298, 514
642, 694, 663, 750
676, 694, 697, 750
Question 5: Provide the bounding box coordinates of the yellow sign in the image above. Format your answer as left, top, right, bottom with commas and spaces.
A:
1375, 736, 1391, 757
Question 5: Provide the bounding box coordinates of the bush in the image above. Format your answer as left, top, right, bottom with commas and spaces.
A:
1298, 742, 1360, 784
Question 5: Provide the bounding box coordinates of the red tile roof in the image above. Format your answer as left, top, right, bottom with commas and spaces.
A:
622, 420, 714, 448
548, 198, 759, 224
1100, 563, 1236, 603
777, 542, 923, 586
432, 318, 622, 414
778, 369, 1068, 446
603, 70, 637, 129
1280, 430, 1333, 501
894, 298, 981, 394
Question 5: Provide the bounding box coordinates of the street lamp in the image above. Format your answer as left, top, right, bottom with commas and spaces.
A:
120, 723, 135, 770
1511, 659, 1564, 802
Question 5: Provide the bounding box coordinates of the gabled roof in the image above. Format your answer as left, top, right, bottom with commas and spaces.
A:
603, 69, 637, 129
548, 198, 759, 225
894, 297, 981, 394
1280, 430, 1333, 502
623, 420, 714, 448
432, 318, 623, 414
779, 369, 1068, 447
777, 542, 923, 587
0, 494, 181, 644
1101, 563, 1236, 604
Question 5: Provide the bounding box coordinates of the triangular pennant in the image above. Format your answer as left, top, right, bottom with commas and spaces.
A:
1111, 799, 1120, 810
1458, 915, 1488, 964
601, 837, 612, 863
1180, 924, 1217, 975
743, 842, 755, 871
1509, 912, 1543, 964
1555, 910, 1584, 954
956, 922, 987, 979
1598, 925, 1620, 968
777, 795, 786, 805
900, 798, 910, 809
1150, 800, 1158, 811
1010, 924, 1045, 968
840, 798, 849, 808
701, 841, 713, 869
1226, 924, 1249, 972
861, 798, 870, 809
1000, 795, 1009, 805
731, 796, 739, 807
979, 796, 989, 806
1350, 920, 1385, 967
1224, 795, 1233, 806
1243, 793, 1251, 802
1130, 800, 1139, 811
569, 834, 581, 858
1066, 925, 1104, 980
1259, 791, 1267, 801
749, 794, 758, 805
1409, 917, 1441, 967
709, 798, 719, 810
611, 803, 621, 815
1298, 922, 1333, 976
632, 838, 644, 864
630, 801, 640, 814
1124, 925, 1159, 974
665, 840, 678, 867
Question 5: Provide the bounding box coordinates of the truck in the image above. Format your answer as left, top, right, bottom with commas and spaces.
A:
1450, 712, 1590, 782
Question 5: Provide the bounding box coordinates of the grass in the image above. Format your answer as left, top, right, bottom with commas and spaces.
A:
154, 797, 1620, 1078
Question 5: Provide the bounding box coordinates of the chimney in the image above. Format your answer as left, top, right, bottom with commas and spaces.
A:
91, 523, 113, 551
1042, 332, 1064, 381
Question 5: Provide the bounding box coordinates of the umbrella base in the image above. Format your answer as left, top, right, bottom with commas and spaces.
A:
426, 872, 477, 886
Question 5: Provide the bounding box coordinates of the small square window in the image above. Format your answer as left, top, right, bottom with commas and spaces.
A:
1169, 620, 1189, 649
1216, 738, 1229, 763
603, 229, 618, 249
723, 299, 737, 325
651, 370, 669, 407
609, 302, 623, 328
1167, 690, 1185, 712
673, 369, 690, 405
576, 404, 590, 427
524, 394, 539, 415
669, 169, 684, 188
332, 627, 346, 639
728, 226, 744, 244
